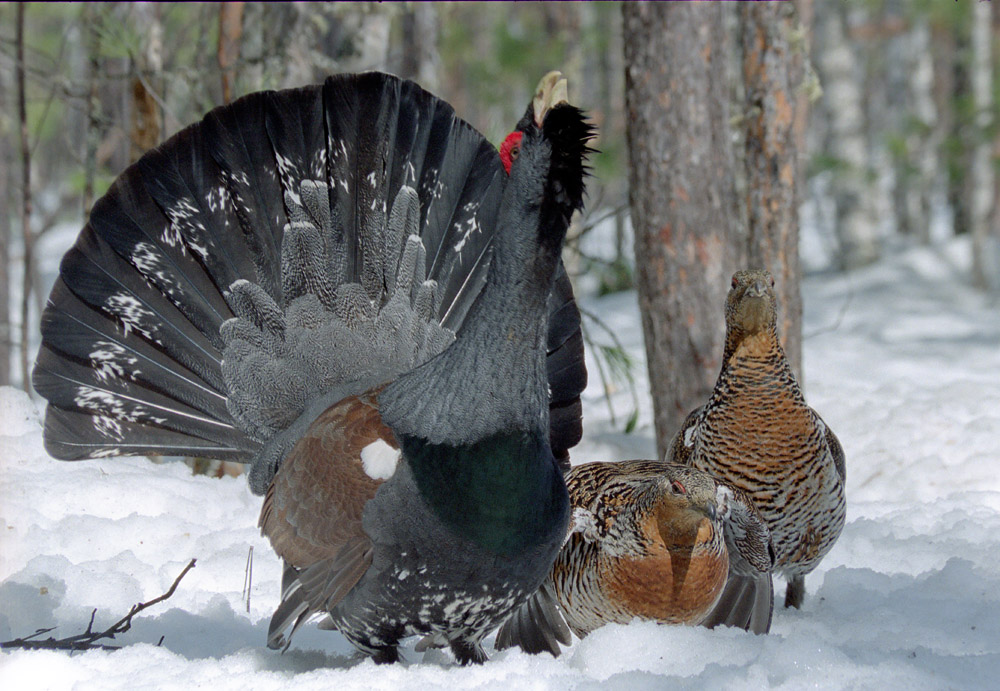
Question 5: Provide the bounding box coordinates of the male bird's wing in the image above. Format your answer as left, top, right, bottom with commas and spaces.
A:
259, 391, 393, 649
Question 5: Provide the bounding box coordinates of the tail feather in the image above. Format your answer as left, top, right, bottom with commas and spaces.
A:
202, 94, 286, 298
138, 129, 260, 303
494, 581, 571, 657
34, 72, 586, 491
39, 404, 246, 460
39, 279, 230, 424
699, 572, 773, 634
90, 159, 232, 346
54, 231, 226, 390
34, 347, 245, 452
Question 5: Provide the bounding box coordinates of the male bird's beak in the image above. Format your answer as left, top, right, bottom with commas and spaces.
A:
533, 71, 569, 127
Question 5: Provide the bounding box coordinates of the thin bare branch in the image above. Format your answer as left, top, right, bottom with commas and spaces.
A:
0, 559, 197, 652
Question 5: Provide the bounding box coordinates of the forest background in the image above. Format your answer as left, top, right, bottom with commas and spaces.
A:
0, 0, 997, 455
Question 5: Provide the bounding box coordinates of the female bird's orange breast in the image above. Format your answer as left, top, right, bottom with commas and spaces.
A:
601, 517, 728, 625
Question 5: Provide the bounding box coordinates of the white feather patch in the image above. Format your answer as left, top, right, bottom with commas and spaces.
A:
360, 439, 401, 480
566, 507, 599, 545
715, 485, 733, 520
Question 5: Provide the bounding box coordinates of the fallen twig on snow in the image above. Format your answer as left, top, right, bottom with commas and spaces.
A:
0, 559, 196, 652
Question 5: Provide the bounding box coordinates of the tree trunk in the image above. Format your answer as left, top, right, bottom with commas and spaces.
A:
900, 18, 938, 244
969, 0, 997, 292
399, 3, 439, 92
0, 66, 9, 387
813, 3, 880, 269
623, 2, 742, 457
218, 2, 245, 105
992, 1, 1000, 272
947, 16, 972, 238
17, 2, 33, 392
83, 2, 102, 221
741, 1, 804, 382
128, 2, 163, 162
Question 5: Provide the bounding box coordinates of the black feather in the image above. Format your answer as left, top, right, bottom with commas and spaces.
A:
34, 71, 586, 498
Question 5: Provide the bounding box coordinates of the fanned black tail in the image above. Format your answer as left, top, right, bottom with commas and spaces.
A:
34, 72, 586, 491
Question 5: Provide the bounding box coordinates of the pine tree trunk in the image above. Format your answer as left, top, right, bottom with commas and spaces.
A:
741, 1, 804, 382
218, 2, 245, 105
128, 2, 162, 163
623, 2, 742, 457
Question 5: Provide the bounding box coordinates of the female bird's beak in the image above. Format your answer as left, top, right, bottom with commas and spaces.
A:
533, 71, 569, 127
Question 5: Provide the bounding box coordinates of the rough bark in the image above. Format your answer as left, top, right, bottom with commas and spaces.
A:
218, 2, 245, 105
128, 2, 163, 162
741, 1, 804, 382
623, 2, 742, 457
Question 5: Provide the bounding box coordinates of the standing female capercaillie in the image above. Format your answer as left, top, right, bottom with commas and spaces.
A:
666, 269, 846, 611
33, 71, 593, 664
496, 461, 773, 656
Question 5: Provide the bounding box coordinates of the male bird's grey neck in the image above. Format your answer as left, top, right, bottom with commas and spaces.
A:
380, 193, 560, 446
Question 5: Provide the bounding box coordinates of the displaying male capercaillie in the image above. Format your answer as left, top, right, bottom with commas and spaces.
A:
666, 269, 846, 610
495, 461, 774, 656
33, 71, 593, 664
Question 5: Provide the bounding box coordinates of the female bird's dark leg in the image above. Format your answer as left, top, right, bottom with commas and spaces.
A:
785, 575, 805, 608
450, 639, 488, 665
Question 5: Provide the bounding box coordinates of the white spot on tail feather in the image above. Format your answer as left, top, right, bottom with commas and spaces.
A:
360, 439, 400, 480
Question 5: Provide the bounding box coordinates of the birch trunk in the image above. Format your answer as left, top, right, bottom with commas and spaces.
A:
813, 3, 880, 269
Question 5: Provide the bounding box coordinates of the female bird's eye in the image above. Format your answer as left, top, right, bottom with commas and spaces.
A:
769, 275, 775, 287
731, 275, 738, 289
670, 480, 686, 495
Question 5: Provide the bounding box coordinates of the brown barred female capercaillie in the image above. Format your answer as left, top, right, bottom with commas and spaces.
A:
494, 461, 774, 656
666, 269, 846, 611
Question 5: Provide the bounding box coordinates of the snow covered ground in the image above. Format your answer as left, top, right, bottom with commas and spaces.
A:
2, 237, 999, 689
